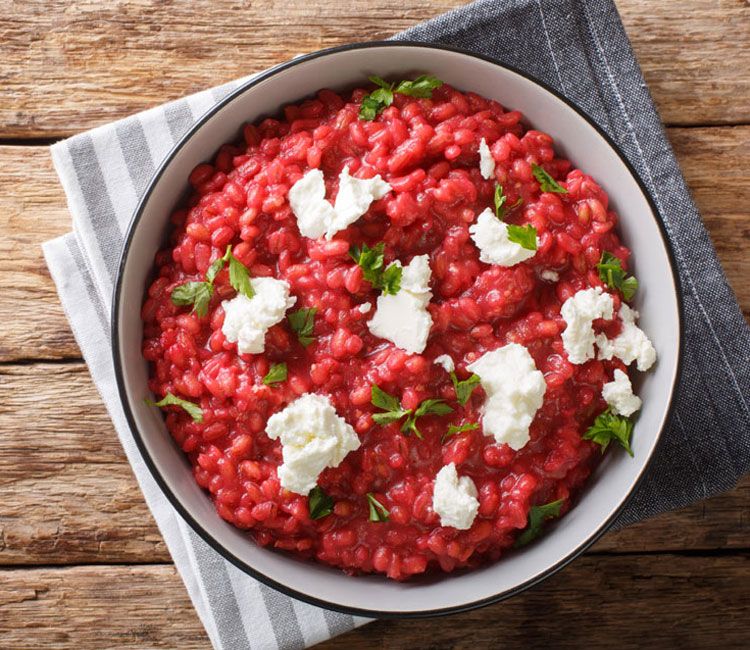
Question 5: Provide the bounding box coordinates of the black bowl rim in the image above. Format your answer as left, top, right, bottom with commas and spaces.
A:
111, 40, 684, 619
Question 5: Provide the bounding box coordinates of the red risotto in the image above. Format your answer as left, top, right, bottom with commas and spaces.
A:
142, 76, 654, 580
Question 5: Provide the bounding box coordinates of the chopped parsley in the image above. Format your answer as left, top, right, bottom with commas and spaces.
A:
442, 421, 479, 443
171, 245, 253, 316
145, 392, 203, 423
450, 372, 481, 406
370, 385, 453, 439
308, 486, 334, 520
349, 242, 402, 295
514, 499, 565, 548
494, 184, 508, 219
583, 408, 635, 457
506, 223, 538, 251
596, 251, 638, 301
359, 74, 444, 120
287, 307, 317, 347
531, 163, 568, 194
366, 493, 390, 522
262, 362, 288, 386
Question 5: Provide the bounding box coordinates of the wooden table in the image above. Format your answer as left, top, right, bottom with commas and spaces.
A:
1, 1, 748, 647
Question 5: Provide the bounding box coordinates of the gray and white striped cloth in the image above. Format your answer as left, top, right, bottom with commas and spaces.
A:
43, 1, 750, 648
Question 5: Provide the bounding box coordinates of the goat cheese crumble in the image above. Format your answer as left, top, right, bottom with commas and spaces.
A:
560, 287, 614, 364
432, 463, 479, 530
469, 208, 538, 267
602, 368, 642, 417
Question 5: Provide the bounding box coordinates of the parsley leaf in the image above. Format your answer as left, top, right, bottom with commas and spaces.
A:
366, 493, 390, 522
506, 223, 538, 251
371, 385, 410, 425
583, 408, 635, 457
287, 308, 317, 347
171, 281, 214, 317
494, 184, 508, 220
359, 74, 443, 121
349, 242, 402, 295
263, 362, 287, 386
308, 486, 334, 520
393, 74, 443, 98
171, 245, 254, 316
596, 251, 638, 301
402, 399, 454, 439
531, 163, 568, 194
145, 392, 203, 423
514, 499, 564, 548
441, 421, 479, 443
450, 372, 481, 406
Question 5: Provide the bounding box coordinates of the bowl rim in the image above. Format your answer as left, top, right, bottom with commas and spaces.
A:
112, 40, 684, 618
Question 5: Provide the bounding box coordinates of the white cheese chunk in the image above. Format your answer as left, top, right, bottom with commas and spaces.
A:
330, 166, 391, 239
596, 304, 656, 371
433, 354, 455, 373
560, 287, 614, 365
367, 255, 433, 354
357, 302, 372, 314
540, 269, 559, 282
265, 393, 361, 495
478, 137, 495, 180
469, 208, 538, 267
287, 169, 336, 239
432, 463, 479, 530
602, 368, 642, 417
221, 277, 297, 355
288, 166, 391, 241
467, 343, 546, 451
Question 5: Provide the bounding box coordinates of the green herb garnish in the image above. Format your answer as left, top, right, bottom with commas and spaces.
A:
450, 372, 481, 406
349, 242, 402, 295
371, 385, 453, 439
263, 362, 288, 386
171, 245, 253, 316
366, 493, 390, 522
531, 163, 568, 194
596, 251, 638, 301
308, 486, 334, 520
514, 499, 564, 548
506, 223, 538, 251
494, 184, 507, 219
583, 408, 635, 457
442, 421, 480, 443
359, 74, 444, 121
287, 307, 317, 347
145, 392, 203, 423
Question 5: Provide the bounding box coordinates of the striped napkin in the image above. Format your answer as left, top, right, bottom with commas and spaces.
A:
43, 0, 750, 648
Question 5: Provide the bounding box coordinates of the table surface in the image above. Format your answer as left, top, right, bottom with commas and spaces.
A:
1, 1, 749, 647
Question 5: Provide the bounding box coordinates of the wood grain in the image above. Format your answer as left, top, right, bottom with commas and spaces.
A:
1, 554, 749, 650
1, 0, 748, 139
1, 125, 748, 362
1, 362, 748, 565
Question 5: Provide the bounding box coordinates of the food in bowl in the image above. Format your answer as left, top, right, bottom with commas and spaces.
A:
141, 74, 655, 580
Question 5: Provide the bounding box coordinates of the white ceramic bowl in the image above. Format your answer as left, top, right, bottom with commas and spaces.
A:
113, 42, 682, 617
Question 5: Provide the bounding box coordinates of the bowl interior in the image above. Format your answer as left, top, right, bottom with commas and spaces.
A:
114, 43, 680, 616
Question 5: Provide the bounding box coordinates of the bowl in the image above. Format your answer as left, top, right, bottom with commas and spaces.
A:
112, 41, 682, 617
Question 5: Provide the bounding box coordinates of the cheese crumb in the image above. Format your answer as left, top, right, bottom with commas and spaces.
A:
467, 343, 546, 451
602, 369, 642, 417
540, 269, 559, 282
433, 354, 455, 373
596, 304, 656, 371
221, 277, 297, 355
469, 208, 538, 267
287, 169, 336, 239
432, 463, 479, 530
288, 167, 391, 240
265, 393, 361, 495
367, 255, 433, 354
560, 287, 614, 364
357, 302, 372, 314
478, 137, 495, 180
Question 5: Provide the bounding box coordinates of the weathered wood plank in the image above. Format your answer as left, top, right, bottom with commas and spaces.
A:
0, 0, 748, 139
1, 124, 747, 362
1, 555, 748, 649
0, 362, 748, 565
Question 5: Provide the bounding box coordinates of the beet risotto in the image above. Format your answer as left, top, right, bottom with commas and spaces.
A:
142, 75, 656, 580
